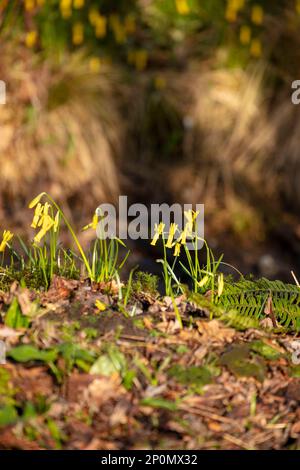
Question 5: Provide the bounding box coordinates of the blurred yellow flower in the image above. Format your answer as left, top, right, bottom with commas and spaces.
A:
135, 49, 148, 71
124, 14, 136, 34
89, 8, 99, 25
25, 30, 38, 48
25, 0, 35, 11
60, 0, 72, 19
297, 0, 300, 15
0, 230, 13, 253
225, 7, 237, 22
89, 57, 101, 73
154, 75, 166, 90
151, 222, 165, 246
250, 38, 262, 58
95, 15, 107, 38
73, 0, 84, 9
72, 22, 84, 45
95, 299, 107, 312
36, 0, 45, 6
176, 0, 190, 15
251, 5, 264, 25
240, 25, 251, 45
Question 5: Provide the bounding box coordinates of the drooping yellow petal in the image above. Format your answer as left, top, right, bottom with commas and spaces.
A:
165, 223, 178, 249
31, 202, 43, 229
28, 192, 46, 209
174, 242, 181, 257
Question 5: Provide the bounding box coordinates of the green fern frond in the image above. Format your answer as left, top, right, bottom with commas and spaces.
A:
216, 278, 300, 332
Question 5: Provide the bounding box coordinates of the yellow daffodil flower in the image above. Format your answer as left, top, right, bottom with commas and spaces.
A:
176, 0, 190, 15
251, 5, 264, 25
173, 242, 181, 257
60, 0, 72, 19
240, 25, 251, 45
165, 223, 178, 249
89, 57, 101, 73
184, 209, 200, 233
95, 299, 106, 312
82, 213, 98, 231
34, 215, 54, 243
89, 8, 99, 26
0, 230, 14, 253
25, 31, 38, 48
25, 0, 35, 11
151, 222, 165, 246
29, 192, 46, 209
73, 0, 84, 9
95, 15, 107, 38
250, 38, 262, 58
72, 22, 84, 45
31, 203, 43, 229
177, 224, 188, 245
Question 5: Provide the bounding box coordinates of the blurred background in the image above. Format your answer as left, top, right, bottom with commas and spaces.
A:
1, 0, 300, 280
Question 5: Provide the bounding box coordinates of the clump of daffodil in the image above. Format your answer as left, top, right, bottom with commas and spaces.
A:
0, 230, 14, 253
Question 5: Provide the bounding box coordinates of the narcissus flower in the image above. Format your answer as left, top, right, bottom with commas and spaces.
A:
25, 31, 38, 48
25, 0, 35, 11
151, 222, 165, 246
95, 299, 106, 312
165, 223, 178, 249
82, 213, 98, 231
0, 230, 14, 252
72, 22, 84, 45
251, 5, 264, 25
29, 192, 46, 209
73, 0, 84, 9
176, 0, 190, 15
250, 38, 262, 58
184, 209, 200, 233
31, 203, 43, 229
34, 215, 54, 243
95, 15, 107, 38
173, 242, 181, 257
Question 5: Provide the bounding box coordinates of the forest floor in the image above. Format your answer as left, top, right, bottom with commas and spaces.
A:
1, 276, 300, 450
